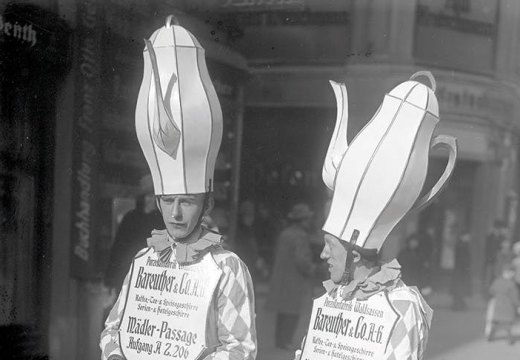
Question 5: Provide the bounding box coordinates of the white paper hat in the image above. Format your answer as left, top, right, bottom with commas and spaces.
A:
135, 16, 223, 195
322, 72, 457, 251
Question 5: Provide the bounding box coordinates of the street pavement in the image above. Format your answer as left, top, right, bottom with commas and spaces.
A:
254, 284, 520, 360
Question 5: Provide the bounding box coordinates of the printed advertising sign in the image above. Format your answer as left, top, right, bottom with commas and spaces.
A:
301, 291, 399, 360
119, 250, 222, 360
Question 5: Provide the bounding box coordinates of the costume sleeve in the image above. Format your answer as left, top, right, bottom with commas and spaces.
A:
204, 255, 257, 360
385, 298, 430, 360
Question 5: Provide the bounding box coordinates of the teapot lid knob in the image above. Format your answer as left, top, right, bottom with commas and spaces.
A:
165, 15, 180, 28
409, 71, 436, 92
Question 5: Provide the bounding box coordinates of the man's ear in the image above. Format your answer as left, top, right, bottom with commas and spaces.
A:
351, 249, 361, 264
204, 195, 215, 217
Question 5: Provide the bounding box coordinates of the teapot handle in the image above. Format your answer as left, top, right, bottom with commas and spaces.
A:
409, 71, 436, 92
412, 135, 457, 212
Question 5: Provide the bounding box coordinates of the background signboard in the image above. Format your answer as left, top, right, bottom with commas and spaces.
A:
70, 0, 103, 279
414, 0, 498, 74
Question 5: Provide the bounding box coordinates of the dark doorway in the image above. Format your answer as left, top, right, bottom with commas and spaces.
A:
241, 106, 334, 217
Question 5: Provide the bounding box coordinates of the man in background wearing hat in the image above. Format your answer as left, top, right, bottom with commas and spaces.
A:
100, 17, 256, 360
266, 203, 318, 350
104, 174, 164, 294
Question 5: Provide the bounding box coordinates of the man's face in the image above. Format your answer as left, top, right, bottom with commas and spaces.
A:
158, 194, 206, 239
321, 233, 348, 284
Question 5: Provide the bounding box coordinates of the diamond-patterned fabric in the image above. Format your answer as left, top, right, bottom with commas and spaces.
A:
383, 285, 432, 360
100, 248, 257, 360
296, 270, 431, 360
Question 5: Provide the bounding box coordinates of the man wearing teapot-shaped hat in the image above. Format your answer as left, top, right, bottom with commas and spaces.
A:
296, 73, 457, 360
100, 17, 256, 360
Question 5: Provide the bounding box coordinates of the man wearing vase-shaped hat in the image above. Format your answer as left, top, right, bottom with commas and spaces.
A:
296, 73, 457, 360
100, 16, 256, 360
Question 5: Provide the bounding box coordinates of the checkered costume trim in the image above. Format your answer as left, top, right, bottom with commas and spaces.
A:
100, 248, 257, 360
383, 284, 432, 360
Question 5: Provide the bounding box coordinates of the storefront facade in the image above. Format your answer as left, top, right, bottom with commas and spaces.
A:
237, 0, 520, 291
2, 1, 520, 359
0, 0, 72, 357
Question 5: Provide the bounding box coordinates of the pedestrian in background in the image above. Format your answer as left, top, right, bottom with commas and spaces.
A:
451, 231, 472, 311
266, 203, 317, 350
486, 264, 520, 345
484, 219, 508, 290
254, 202, 281, 278
104, 174, 164, 294
398, 234, 429, 293
495, 239, 514, 278
233, 200, 262, 281
417, 225, 436, 295
512, 242, 520, 293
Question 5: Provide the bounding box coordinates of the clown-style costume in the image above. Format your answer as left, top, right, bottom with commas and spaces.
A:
100, 16, 256, 360
101, 230, 257, 360
299, 72, 456, 360
321, 260, 432, 360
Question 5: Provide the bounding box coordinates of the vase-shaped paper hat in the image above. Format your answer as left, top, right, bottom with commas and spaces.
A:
135, 16, 223, 195
323, 72, 457, 251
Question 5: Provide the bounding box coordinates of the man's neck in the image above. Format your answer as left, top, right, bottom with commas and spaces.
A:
352, 263, 380, 283
171, 226, 203, 245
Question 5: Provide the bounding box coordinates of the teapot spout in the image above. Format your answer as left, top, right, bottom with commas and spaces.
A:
323, 81, 349, 190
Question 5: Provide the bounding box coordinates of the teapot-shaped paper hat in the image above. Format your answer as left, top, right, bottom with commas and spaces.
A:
135, 15, 223, 195
323, 71, 457, 251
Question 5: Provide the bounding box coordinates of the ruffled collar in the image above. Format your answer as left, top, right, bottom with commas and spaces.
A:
146, 228, 223, 265
323, 259, 402, 301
